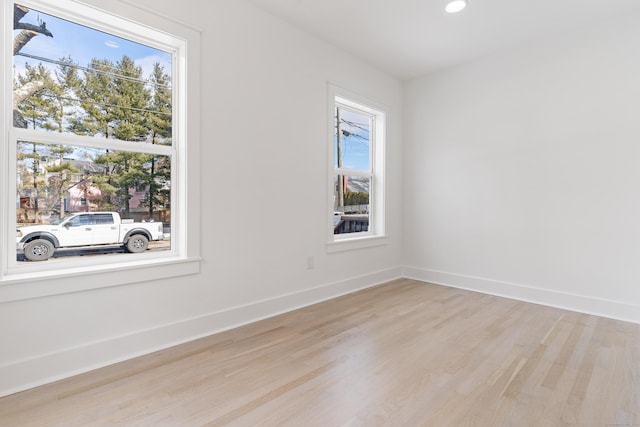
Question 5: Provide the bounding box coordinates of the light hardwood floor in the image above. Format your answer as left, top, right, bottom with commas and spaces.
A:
1, 279, 638, 426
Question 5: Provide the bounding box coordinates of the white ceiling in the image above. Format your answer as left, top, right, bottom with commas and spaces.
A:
246, 0, 640, 80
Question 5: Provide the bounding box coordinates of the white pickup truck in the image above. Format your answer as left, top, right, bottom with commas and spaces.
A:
17, 212, 164, 261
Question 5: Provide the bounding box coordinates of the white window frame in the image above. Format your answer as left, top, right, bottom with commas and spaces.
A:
327, 84, 387, 252
0, 0, 201, 302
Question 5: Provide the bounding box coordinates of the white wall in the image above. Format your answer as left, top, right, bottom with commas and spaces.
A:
6, 0, 640, 399
0, 0, 403, 396
403, 10, 640, 323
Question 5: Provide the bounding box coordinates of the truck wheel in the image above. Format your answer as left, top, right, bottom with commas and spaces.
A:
24, 239, 54, 261
126, 235, 149, 253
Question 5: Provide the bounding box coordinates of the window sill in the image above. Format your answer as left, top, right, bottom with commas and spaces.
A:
0, 256, 200, 303
327, 235, 389, 253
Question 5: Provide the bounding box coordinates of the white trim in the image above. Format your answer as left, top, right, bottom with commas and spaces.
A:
0, 258, 200, 303
327, 235, 389, 253
0, 267, 402, 398
0, 3, 11, 282
112, 0, 204, 33
402, 266, 640, 325
334, 168, 372, 178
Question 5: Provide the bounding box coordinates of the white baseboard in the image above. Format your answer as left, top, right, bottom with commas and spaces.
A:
402, 266, 640, 325
0, 267, 402, 398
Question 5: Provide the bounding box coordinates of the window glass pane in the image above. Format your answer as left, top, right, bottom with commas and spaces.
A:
333, 175, 370, 235
68, 214, 92, 226
13, 4, 172, 144
17, 140, 171, 261
94, 213, 115, 224
334, 107, 371, 170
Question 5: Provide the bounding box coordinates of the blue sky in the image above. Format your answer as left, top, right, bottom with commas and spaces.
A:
14, 5, 172, 79
335, 108, 371, 171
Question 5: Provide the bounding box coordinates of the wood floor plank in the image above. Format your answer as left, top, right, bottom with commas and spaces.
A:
0, 278, 638, 426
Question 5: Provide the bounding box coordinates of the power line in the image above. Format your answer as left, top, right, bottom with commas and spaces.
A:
31, 93, 172, 117
15, 52, 172, 90
341, 119, 370, 133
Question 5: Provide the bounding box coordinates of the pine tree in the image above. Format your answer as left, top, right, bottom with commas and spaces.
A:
15, 63, 55, 130
148, 62, 172, 144
48, 56, 83, 134
144, 62, 172, 219
93, 150, 151, 216
14, 64, 57, 219
111, 55, 150, 141
13, 21, 174, 220
78, 58, 117, 137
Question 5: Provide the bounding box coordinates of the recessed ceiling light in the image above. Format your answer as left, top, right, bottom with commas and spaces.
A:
445, 0, 468, 14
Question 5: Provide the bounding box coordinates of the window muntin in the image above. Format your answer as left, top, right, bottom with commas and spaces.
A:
330, 90, 385, 244
3, 0, 196, 287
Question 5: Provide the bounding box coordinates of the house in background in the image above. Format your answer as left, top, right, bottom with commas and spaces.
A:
1, 0, 639, 400
65, 178, 101, 213
17, 155, 166, 223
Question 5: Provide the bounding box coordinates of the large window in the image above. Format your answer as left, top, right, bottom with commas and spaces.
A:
328, 85, 386, 249
1, 1, 200, 299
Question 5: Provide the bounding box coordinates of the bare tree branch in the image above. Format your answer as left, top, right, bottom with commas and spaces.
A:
14, 4, 29, 26
12, 4, 54, 127
12, 4, 53, 55
13, 80, 47, 109
13, 110, 27, 128
14, 5, 53, 38
15, 22, 53, 37
13, 30, 38, 55
13, 81, 47, 127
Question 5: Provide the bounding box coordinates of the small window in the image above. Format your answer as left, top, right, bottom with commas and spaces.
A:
328, 85, 386, 248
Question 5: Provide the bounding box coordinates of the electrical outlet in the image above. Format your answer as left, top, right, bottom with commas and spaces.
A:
306, 255, 314, 270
